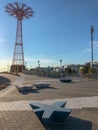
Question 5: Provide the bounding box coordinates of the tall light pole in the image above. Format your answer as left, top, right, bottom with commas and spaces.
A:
60, 59, 62, 68
60, 59, 62, 73
38, 60, 40, 68
91, 25, 94, 70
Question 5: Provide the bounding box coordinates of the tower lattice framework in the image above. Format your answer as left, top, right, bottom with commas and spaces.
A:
5, 2, 33, 72
12, 18, 24, 66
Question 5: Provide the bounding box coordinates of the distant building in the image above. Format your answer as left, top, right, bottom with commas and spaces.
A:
66, 64, 84, 76
90, 61, 98, 70
53, 67, 60, 72
66, 64, 84, 70
85, 61, 98, 70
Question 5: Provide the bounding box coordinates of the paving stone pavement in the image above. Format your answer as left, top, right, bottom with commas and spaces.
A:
40, 96, 98, 109
0, 96, 98, 129
0, 74, 98, 129
0, 74, 45, 130
0, 101, 32, 111
0, 96, 98, 111
0, 101, 45, 129
0, 75, 25, 97
0, 111, 45, 130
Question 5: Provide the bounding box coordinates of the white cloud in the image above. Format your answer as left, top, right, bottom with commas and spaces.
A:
94, 41, 98, 48
82, 49, 91, 53
25, 56, 58, 67
25, 56, 54, 63
25, 57, 54, 63
39, 59, 53, 64
0, 60, 11, 72
82, 41, 98, 53
0, 38, 5, 42
25, 57, 34, 61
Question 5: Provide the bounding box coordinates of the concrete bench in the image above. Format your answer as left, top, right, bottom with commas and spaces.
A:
30, 101, 72, 126
60, 77, 72, 83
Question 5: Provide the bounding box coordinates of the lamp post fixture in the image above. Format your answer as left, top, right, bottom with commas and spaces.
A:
91, 25, 94, 70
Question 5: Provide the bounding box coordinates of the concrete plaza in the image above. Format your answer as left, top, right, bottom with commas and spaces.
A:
0, 73, 98, 130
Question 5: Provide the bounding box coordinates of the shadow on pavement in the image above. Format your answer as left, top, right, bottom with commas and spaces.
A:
37, 86, 57, 90
0, 76, 11, 84
0, 76, 11, 90
17, 88, 40, 95
46, 116, 92, 130
17, 85, 57, 95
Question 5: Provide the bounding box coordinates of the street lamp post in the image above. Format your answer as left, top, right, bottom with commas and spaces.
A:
38, 60, 40, 68
60, 59, 62, 68
91, 25, 94, 70
60, 59, 62, 72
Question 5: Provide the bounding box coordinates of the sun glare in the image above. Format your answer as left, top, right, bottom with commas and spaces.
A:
0, 60, 11, 72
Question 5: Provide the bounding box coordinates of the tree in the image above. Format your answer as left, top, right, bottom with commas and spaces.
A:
65, 66, 72, 75
81, 63, 97, 77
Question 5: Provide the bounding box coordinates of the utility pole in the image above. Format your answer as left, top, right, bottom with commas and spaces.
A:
60, 59, 62, 68
38, 60, 40, 68
91, 25, 94, 71
60, 59, 62, 72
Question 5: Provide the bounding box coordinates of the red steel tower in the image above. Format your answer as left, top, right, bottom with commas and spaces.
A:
5, 2, 33, 73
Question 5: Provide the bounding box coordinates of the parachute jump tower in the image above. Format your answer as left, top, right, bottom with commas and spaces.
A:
5, 2, 33, 73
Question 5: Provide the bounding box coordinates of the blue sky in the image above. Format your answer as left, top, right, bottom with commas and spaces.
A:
0, 0, 98, 71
